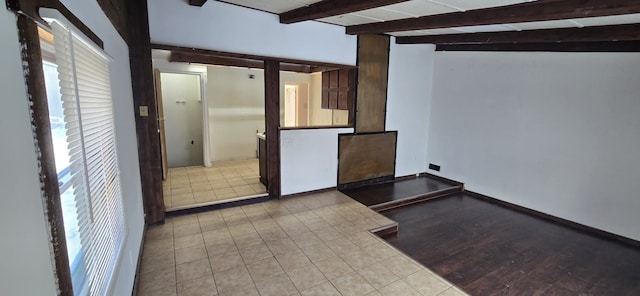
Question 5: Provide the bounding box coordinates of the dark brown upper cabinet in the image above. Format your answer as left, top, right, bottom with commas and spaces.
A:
322, 68, 355, 111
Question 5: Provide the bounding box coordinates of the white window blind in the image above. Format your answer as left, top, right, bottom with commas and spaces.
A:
51, 21, 125, 296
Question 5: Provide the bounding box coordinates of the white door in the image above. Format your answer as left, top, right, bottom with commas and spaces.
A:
160, 72, 203, 168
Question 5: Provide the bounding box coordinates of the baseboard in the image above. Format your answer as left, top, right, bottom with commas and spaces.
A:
131, 223, 147, 296
280, 187, 336, 199
464, 190, 640, 249
419, 172, 464, 187
338, 175, 395, 190
371, 186, 463, 212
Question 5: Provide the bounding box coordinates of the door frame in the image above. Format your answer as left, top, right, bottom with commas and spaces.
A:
155, 69, 211, 168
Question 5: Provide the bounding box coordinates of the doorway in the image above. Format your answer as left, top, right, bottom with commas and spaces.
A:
159, 72, 204, 168
284, 82, 309, 127
155, 64, 268, 211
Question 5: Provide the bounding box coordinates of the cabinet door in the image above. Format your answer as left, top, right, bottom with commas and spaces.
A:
322, 69, 355, 111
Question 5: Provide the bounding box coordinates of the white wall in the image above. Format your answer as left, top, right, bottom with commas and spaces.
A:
0, 1, 145, 294
281, 128, 354, 195
207, 66, 265, 161
386, 41, 436, 177
428, 51, 640, 241
148, 0, 357, 65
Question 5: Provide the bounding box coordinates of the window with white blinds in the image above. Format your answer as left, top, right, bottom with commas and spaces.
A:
50, 21, 125, 296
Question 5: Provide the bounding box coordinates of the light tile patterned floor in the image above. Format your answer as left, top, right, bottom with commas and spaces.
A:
164, 159, 267, 210
138, 191, 468, 296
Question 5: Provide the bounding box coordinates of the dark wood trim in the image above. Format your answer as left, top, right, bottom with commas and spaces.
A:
338, 175, 395, 190
169, 51, 319, 73
279, 0, 410, 24
152, 43, 357, 71
393, 174, 422, 182
346, 0, 640, 35
264, 59, 282, 199
419, 172, 464, 187
165, 195, 273, 217
371, 186, 462, 212
189, 0, 208, 7
7, 0, 104, 49
15, 14, 74, 296
436, 41, 640, 52
127, 0, 165, 223
279, 125, 352, 130
96, 0, 127, 42
131, 223, 147, 296
464, 190, 640, 249
280, 187, 336, 199
370, 223, 399, 238
396, 24, 640, 45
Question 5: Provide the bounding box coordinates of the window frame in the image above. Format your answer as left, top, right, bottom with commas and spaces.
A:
11, 2, 121, 294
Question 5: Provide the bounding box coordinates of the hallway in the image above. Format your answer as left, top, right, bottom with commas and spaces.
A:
163, 159, 267, 210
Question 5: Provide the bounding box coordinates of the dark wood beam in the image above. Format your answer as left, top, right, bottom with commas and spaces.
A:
436, 41, 640, 52
280, 0, 410, 24
346, 0, 640, 35
264, 60, 281, 198
169, 52, 315, 73
189, 0, 208, 7
128, 0, 165, 223
396, 24, 640, 44
154, 44, 356, 71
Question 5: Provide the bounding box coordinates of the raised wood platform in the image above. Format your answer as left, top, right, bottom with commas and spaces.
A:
340, 174, 462, 211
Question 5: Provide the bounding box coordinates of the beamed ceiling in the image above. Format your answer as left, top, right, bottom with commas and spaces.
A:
189, 0, 640, 52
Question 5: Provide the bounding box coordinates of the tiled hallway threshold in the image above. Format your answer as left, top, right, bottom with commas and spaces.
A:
138, 191, 467, 296
164, 159, 267, 211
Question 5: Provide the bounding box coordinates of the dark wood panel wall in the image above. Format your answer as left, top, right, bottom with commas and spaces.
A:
355, 34, 390, 133
338, 132, 397, 188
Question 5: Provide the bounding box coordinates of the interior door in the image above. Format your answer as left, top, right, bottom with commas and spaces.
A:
160, 72, 204, 168
154, 69, 168, 179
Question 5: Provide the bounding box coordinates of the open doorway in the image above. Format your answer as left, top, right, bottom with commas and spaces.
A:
159, 72, 204, 168
284, 83, 309, 127
154, 61, 268, 211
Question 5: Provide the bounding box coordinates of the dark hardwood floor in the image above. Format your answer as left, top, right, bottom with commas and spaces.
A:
341, 175, 458, 207
381, 193, 640, 295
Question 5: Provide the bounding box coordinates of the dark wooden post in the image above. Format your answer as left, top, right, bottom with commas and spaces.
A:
264, 59, 281, 198
126, 0, 165, 223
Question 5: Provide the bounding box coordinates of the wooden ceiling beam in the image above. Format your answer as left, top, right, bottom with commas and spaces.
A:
154, 43, 356, 71
395, 24, 640, 44
280, 0, 410, 24
189, 0, 208, 7
436, 41, 640, 52
346, 0, 640, 35
170, 52, 315, 73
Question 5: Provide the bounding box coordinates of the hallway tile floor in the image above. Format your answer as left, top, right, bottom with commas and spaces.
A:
164, 159, 266, 210
138, 191, 467, 296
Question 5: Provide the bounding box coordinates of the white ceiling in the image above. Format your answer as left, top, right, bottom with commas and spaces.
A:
217, 0, 640, 36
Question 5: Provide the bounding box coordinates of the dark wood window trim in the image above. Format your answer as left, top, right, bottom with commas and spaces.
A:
7, 0, 103, 49
13, 13, 74, 296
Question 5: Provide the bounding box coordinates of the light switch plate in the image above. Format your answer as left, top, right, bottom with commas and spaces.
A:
139, 106, 149, 117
